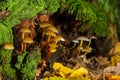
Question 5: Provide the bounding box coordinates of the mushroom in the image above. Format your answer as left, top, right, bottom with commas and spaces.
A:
2, 43, 14, 72
88, 36, 97, 47
19, 27, 31, 40
70, 39, 79, 49
40, 22, 52, 28
47, 26, 59, 33
45, 30, 56, 43
3, 43, 14, 50
19, 27, 31, 51
76, 36, 90, 52
53, 35, 65, 43
23, 37, 33, 51
40, 23, 58, 40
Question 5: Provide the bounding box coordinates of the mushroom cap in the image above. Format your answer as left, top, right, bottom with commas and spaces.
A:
53, 35, 65, 42
72, 39, 79, 43
45, 30, 56, 37
19, 27, 31, 33
40, 22, 58, 33
47, 26, 59, 33
76, 36, 90, 41
90, 36, 97, 39
3, 43, 14, 50
48, 42, 58, 48
23, 37, 33, 43
40, 22, 52, 28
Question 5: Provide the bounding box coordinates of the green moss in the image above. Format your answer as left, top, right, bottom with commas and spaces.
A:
15, 47, 41, 80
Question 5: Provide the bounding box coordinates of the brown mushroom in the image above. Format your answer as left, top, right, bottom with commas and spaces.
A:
2, 43, 14, 73
40, 22, 52, 28
19, 27, 31, 40
40, 23, 58, 40
23, 37, 33, 51
19, 27, 31, 51
3, 43, 14, 50
47, 26, 59, 33
53, 35, 65, 43
45, 30, 56, 42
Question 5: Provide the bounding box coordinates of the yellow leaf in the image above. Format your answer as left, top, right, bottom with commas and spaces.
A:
69, 67, 88, 78
106, 75, 120, 80
59, 71, 66, 78
114, 42, 120, 54
53, 62, 73, 78
53, 62, 64, 70
111, 75, 120, 80
111, 55, 120, 66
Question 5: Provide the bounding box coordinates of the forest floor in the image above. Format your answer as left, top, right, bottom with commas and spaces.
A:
12, 11, 120, 80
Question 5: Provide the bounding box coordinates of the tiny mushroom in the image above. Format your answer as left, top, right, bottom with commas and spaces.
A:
19, 27, 31, 52
88, 36, 97, 47
45, 30, 56, 42
2, 43, 14, 72
40, 22, 52, 39
76, 36, 90, 52
70, 39, 79, 49
19, 27, 31, 40
40, 22, 52, 28
23, 37, 33, 51
40, 22, 58, 40
3, 43, 14, 50
47, 26, 59, 33
53, 35, 65, 43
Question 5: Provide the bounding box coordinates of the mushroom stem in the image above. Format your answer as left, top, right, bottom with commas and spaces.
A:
42, 31, 45, 40
45, 52, 52, 63
2, 49, 8, 73
21, 33, 25, 52
24, 43, 27, 52
78, 40, 83, 49
77, 40, 83, 53
21, 33, 25, 40
88, 39, 91, 47
70, 43, 77, 49
21, 43, 24, 52
47, 36, 51, 42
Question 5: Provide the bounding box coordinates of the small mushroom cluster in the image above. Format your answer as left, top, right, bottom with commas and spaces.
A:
71, 36, 96, 55
39, 22, 65, 62
19, 27, 33, 52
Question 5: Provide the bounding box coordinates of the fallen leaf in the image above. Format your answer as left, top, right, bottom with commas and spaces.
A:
69, 67, 88, 78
